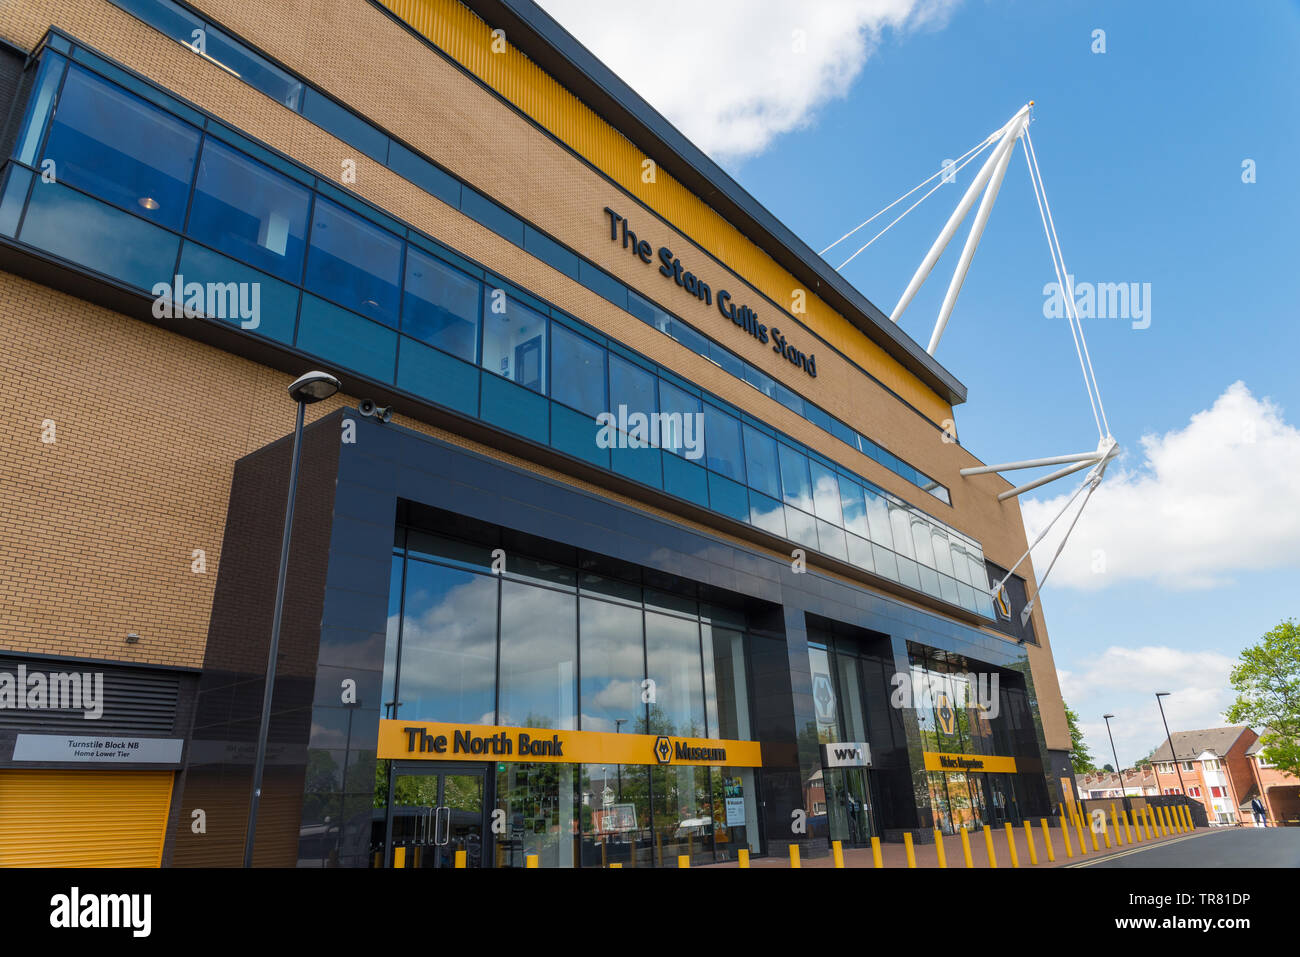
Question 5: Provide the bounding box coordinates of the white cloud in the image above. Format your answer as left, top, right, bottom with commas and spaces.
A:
536, 0, 961, 162
1059, 646, 1238, 764
1022, 381, 1300, 590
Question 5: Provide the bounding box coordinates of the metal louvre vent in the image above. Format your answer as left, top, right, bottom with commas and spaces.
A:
0, 657, 181, 735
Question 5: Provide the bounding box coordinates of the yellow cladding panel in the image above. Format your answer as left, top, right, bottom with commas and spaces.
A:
0, 770, 174, 867
923, 751, 1019, 774
378, 719, 763, 767
379, 0, 954, 424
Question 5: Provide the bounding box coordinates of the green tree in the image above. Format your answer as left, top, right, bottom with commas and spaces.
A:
1134, 748, 1156, 770
1226, 618, 1300, 777
1064, 701, 1097, 773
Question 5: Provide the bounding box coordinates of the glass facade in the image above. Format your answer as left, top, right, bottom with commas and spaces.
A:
908, 650, 1048, 832
377, 519, 759, 866
95, 3, 952, 502
804, 639, 879, 846
0, 40, 991, 617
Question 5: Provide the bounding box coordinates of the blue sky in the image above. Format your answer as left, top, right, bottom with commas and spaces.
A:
542, 0, 1300, 767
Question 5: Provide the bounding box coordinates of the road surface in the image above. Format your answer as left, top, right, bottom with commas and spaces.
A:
1076, 827, 1300, 867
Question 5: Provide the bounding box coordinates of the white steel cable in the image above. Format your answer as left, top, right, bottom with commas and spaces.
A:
819, 132, 998, 256
1024, 129, 1112, 438
1021, 134, 1104, 441
836, 143, 994, 271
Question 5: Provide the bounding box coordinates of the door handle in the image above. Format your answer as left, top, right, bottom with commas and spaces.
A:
436, 806, 451, 845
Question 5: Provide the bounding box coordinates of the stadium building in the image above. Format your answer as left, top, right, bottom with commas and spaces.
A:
0, 0, 1076, 866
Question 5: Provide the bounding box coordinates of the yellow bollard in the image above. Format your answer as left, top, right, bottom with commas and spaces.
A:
1075, 811, 1089, 855
1122, 807, 1134, 843
903, 832, 916, 868
737, 849, 749, 869
789, 844, 801, 868
610, 862, 622, 868
1040, 819, 1055, 862
678, 855, 690, 868
1102, 819, 1113, 849
1161, 805, 1171, 836
1089, 812, 1101, 852
1024, 821, 1038, 865
1156, 805, 1167, 836
871, 836, 883, 868
455, 849, 466, 868
393, 846, 406, 869
1144, 806, 1155, 840
934, 829, 947, 868
1183, 805, 1193, 831
1060, 816, 1074, 858
526, 854, 538, 868
1004, 823, 1020, 868
959, 826, 974, 868
832, 840, 844, 868
1110, 803, 1124, 846
982, 824, 998, 868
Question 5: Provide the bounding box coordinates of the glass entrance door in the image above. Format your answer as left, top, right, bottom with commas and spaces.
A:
823, 768, 875, 846
388, 765, 487, 867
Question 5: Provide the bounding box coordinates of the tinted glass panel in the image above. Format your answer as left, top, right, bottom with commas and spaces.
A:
176, 241, 298, 344
296, 294, 396, 383
498, 580, 577, 729
748, 491, 786, 537
304, 198, 401, 326
16, 53, 65, 166
43, 66, 199, 230
839, 476, 868, 537
703, 625, 750, 739
579, 598, 646, 734
402, 247, 481, 361
395, 559, 497, 724
703, 404, 745, 482
187, 138, 310, 282
809, 461, 843, 525
550, 324, 607, 416
301, 87, 387, 161
645, 612, 705, 737
778, 444, 813, 511
482, 296, 547, 392
742, 425, 780, 499
608, 354, 656, 414
19, 181, 179, 291
657, 379, 702, 459
204, 25, 303, 109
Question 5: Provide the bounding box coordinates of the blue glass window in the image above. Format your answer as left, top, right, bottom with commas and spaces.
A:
187, 138, 311, 282
389, 141, 461, 208
304, 198, 402, 326
809, 461, 843, 525
743, 363, 777, 399
296, 294, 396, 383
748, 491, 786, 537
523, 225, 579, 280
783, 506, 818, 549
550, 324, 607, 416
608, 354, 656, 415
19, 181, 179, 291
396, 336, 480, 417
42, 66, 199, 230
177, 241, 299, 344
742, 424, 780, 499
839, 475, 868, 538
773, 383, 805, 417
112, 0, 203, 44
816, 520, 847, 562
658, 378, 703, 460
578, 261, 626, 308
627, 291, 671, 334
703, 404, 745, 482
777, 443, 813, 512
707, 342, 745, 379
0, 167, 32, 237
15, 53, 65, 166
203, 26, 303, 109
864, 488, 894, 549
402, 247, 481, 362
460, 189, 524, 245
482, 295, 547, 393
668, 317, 709, 356
300, 87, 387, 161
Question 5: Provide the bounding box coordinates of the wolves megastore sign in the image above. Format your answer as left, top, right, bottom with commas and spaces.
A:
379, 720, 763, 767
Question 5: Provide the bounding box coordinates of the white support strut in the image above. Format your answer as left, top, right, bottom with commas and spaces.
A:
927, 106, 1031, 356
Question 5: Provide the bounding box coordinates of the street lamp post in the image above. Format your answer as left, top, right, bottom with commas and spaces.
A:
1154, 692, 1187, 801
243, 371, 340, 868
1102, 713, 1129, 813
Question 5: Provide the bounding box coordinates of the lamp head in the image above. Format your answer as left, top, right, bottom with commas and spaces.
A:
288, 370, 341, 404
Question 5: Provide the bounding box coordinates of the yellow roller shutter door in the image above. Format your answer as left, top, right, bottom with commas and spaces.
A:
0, 770, 174, 867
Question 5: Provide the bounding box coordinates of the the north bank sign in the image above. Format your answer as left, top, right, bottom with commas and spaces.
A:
378, 719, 761, 768
604, 207, 817, 378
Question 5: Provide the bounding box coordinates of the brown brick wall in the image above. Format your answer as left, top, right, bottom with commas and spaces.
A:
0, 0, 1069, 749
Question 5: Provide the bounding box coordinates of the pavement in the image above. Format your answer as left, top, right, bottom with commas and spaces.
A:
699, 821, 1269, 868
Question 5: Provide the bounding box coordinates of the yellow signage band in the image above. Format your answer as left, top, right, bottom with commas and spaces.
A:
377, 719, 763, 767
923, 751, 1019, 774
